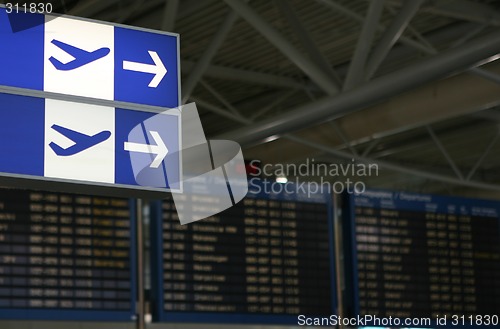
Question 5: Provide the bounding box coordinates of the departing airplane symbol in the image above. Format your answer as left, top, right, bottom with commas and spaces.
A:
49, 124, 111, 156
49, 39, 110, 70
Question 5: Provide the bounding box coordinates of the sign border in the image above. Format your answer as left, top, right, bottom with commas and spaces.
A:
0, 90, 183, 196
0, 4, 181, 112
0, 5, 183, 197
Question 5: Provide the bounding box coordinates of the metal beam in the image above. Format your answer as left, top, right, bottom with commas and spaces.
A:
191, 90, 297, 125
182, 60, 316, 90
426, 126, 464, 180
161, 0, 179, 31
189, 96, 251, 125
425, 0, 500, 27
224, 0, 339, 95
330, 121, 359, 156
365, 0, 424, 80
329, 61, 500, 156
393, 21, 500, 88
343, 0, 385, 90
370, 138, 431, 160
376, 9, 500, 87
274, 0, 341, 87
362, 139, 379, 157
316, 0, 432, 54
303, 88, 317, 101
384, 3, 435, 54
474, 109, 500, 122
466, 132, 500, 181
226, 59, 500, 161
469, 67, 500, 85
181, 9, 239, 103
190, 79, 500, 193
450, 24, 486, 48
405, 28, 500, 88
332, 20, 484, 78
323, 0, 500, 89
199, 79, 243, 118
217, 30, 500, 146
250, 89, 298, 120
182, 61, 315, 91
284, 135, 500, 193
177, 0, 219, 21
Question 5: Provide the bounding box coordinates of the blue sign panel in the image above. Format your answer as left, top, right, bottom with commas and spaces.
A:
0, 92, 181, 193
0, 7, 179, 108
344, 189, 500, 327
115, 27, 179, 107
0, 94, 45, 176
150, 179, 337, 324
0, 10, 44, 91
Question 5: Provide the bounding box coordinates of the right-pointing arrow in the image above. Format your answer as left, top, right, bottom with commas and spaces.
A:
123, 51, 167, 88
124, 131, 168, 168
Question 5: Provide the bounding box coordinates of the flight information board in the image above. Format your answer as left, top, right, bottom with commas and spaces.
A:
344, 190, 500, 320
151, 180, 336, 324
0, 188, 136, 321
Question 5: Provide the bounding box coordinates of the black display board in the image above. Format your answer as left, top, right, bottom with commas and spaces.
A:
0, 189, 136, 321
344, 190, 500, 325
151, 180, 336, 324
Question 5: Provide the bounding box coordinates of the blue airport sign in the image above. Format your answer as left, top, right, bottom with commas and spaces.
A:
0, 92, 181, 193
0, 7, 179, 108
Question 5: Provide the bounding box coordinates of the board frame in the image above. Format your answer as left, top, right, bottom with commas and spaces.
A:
344, 189, 500, 328
150, 179, 337, 324
0, 195, 137, 322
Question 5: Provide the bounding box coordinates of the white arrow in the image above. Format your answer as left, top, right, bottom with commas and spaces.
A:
122, 51, 167, 88
124, 131, 168, 168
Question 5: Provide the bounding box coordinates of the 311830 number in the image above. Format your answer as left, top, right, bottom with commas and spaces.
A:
5, 2, 53, 14
451, 315, 499, 326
